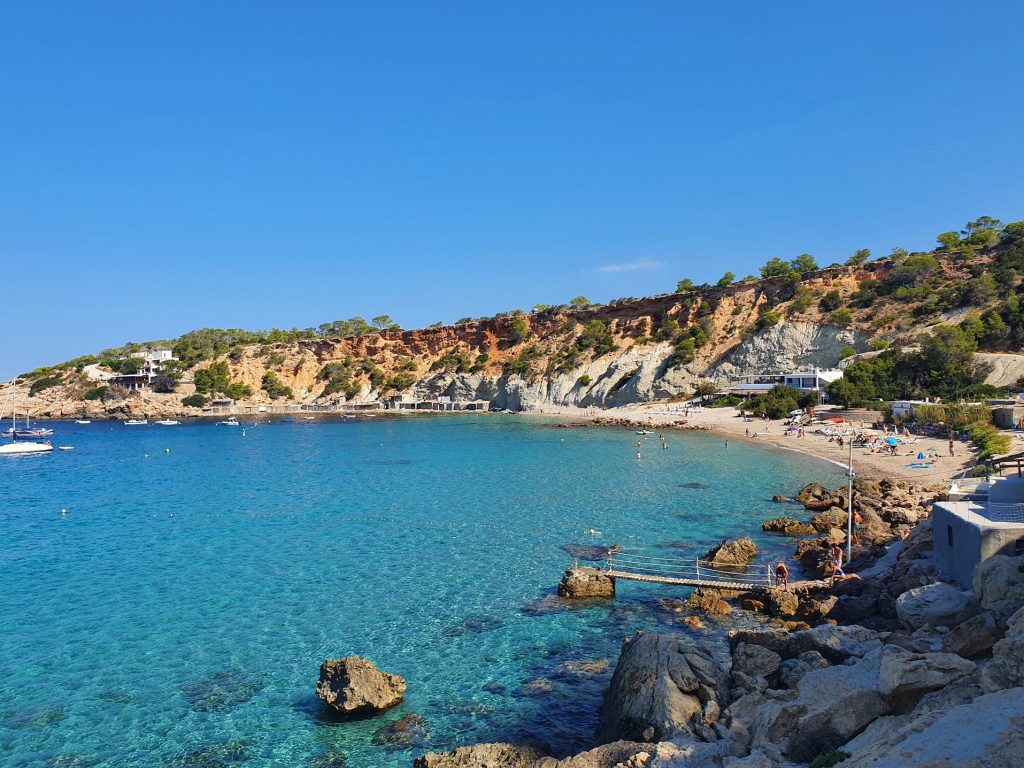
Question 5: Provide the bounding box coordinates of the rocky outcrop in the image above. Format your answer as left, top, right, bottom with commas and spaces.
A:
895, 582, 979, 630
840, 687, 1024, 768
877, 645, 976, 702
704, 538, 757, 567
942, 611, 1004, 658
761, 517, 816, 536
315, 656, 406, 716
558, 568, 615, 599
972, 554, 1024, 618
413, 743, 548, 767
597, 632, 727, 743
981, 605, 1024, 693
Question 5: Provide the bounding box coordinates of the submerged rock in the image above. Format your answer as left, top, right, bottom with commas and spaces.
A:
305, 754, 348, 768
181, 669, 263, 713
371, 712, 430, 751
557, 567, 615, 599
316, 656, 406, 716
680, 482, 710, 490
1, 706, 64, 730
442, 615, 504, 637
163, 740, 251, 767
687, 589, 733, 616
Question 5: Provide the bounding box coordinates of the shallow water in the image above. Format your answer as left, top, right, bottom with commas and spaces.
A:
0, 414, 843, 767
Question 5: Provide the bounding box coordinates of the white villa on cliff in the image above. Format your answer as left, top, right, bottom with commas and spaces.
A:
110, 348, 178, 391
730, 368, 843, 395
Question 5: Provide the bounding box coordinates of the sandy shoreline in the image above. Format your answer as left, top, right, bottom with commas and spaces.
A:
535, 402, 975, 485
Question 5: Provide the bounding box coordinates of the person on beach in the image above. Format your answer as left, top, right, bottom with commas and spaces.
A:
745, 428, 749, 437
829, 544, 847, 586
949, 439, 955, 457
853, 511, 863, 547
775, 562, 789, 590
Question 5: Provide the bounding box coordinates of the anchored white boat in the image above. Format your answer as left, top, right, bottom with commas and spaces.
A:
155, 420, 180, 426
124, 419, 148, 425
75, 419, 91, 424
0, 381, 53, 456
216, 418, 240, 426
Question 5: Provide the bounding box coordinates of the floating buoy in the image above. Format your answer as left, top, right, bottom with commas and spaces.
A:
166, 448, 170, 453
60, 508, 67, 516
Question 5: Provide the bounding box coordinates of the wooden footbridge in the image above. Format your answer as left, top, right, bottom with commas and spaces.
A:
599, 548, 777, 591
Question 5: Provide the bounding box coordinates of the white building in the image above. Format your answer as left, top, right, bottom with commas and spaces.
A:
113, 348, 178, 390
731, 368, 843, 394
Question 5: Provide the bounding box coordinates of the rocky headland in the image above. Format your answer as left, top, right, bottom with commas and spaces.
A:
411, 479, 1024, 767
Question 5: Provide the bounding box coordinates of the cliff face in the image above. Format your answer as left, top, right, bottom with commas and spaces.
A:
12, 253, 1013, 418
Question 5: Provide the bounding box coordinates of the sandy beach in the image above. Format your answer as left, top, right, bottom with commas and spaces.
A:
537, 402, 977, 484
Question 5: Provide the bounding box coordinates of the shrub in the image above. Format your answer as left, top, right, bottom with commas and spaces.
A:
182, 394, 207, 408
819, 290, 842, 312
707, 394, 742, 408
757, 310, 781, 329
261, 372, 293, 399
83, 386, 107, 401
388, 372, 416, 391
963, 422, 1011, 460
829, 308, 854, 328
577, 374, 592, 386
510, 315, 531, 342
151, 373, 178, 393
29, 376, 61, 396
808, 752, 849, 768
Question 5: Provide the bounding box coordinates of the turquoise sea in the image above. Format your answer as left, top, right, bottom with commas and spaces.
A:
0, 415, 844, 767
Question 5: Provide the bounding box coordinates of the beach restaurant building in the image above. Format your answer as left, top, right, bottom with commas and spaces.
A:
933, 457, 1024, 587
730, 368, 843, 395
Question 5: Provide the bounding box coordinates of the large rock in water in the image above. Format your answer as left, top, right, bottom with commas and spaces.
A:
762, 516, 816, 536
840, 687, 1024, 768
704, 537, 757, 567
597, 631, 727, 743
558, 567, 615, 599
895, 582, 979, 630
316, 656, 406, 716
412, 743, 548, 767
972, 554, 1024, 617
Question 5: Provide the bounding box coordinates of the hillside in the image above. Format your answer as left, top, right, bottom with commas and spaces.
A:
11, 217, 1024, 419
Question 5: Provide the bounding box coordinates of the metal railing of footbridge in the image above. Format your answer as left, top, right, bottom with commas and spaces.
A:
601, 548, 776, 590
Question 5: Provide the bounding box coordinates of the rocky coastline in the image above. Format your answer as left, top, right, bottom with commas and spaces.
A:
410, 479, 1024, 767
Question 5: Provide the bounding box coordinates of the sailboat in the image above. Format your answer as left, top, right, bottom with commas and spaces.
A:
0, 380, 53, 455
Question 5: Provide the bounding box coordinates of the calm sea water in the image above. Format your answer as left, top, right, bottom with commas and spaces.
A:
0, 414, 843, 768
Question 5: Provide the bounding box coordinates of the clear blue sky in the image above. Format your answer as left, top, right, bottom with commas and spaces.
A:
2, 2, 1022, 377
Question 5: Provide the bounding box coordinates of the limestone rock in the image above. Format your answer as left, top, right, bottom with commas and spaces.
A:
413, 743, 548, 767
981, 605, 1024, 692
541, 740, 657, 767
972, 554, 1024, 618
316, 657, 406, 716
809, 507, 848, 533
761, 516, 816, 536
558, 567, 615, 599
941, 611, 1004, 658
840, 688, 1024, 768
877, 645, 976, 702
895, 582, 979, 631
732, 643, 782, 679
687, 589, 732, 616
704, 538, 757, 567
786, 649, 891, 761
597, 632, 727, 743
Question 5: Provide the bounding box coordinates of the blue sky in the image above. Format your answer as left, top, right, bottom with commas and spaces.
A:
2, 2, 1022, 377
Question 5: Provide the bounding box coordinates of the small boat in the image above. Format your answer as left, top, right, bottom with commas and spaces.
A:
303, 416, 315, 420
59, 446, 74, 451
124, 419, 148, 426
280, 417, 295, 423
0, 381, 53, 455
155, 420, 180, 426
636, 429, 653, 435
217, 418, 240, 426
3, 427, 54, 438
75, 419, 91, 425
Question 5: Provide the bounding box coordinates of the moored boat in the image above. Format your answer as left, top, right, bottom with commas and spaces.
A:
0, 381, 53, 456
124, 419, 148, 426
155, 420, 180, 426
217, 418, 240, 426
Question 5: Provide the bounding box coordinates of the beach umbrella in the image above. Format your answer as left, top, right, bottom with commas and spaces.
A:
917, 451, 927, 460
886, 436, 899, 446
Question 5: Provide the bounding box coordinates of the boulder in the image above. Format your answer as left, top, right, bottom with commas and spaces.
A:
597, 632, 727, 743
705, 538, 758, 567
761, 516, 816, 536
413, 743, 548, 767
542, 740, 658, 767
786, 649, 891, 761
972, 554, 1024, 618
981, 605, 1024, 692
895, 582, 979, 630
840, 688, 1024, 768
877, 645, 976, 703
760, 589, 799, 618
729, 623, 880, 665
731, 643, 782, 679
687, 589, 732, 616
810, 507, 848, 533
316, 656, 406, 716
558, 567, 615, 599
941, 611, 1004, 658
771, 495, 793, 503
795, 483, 833, 505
